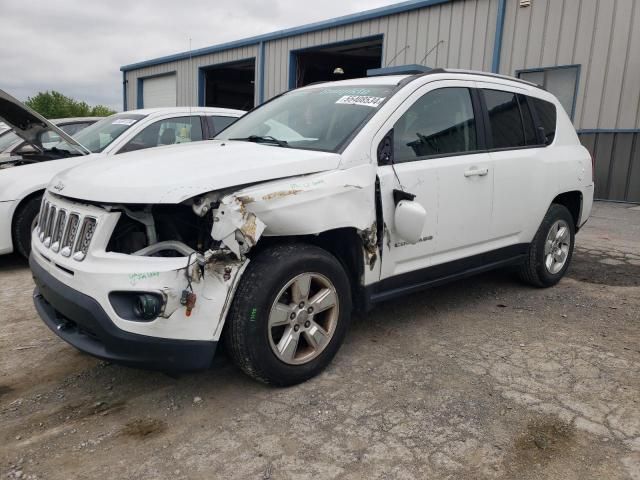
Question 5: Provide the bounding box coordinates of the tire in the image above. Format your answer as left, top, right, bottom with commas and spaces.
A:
224, 243, 352, 386
12, 195, 42, 259
518, 204, 575, 288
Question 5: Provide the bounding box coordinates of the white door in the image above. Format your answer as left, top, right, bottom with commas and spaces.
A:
375, 81, 494, 280
142, 74, 177, 108
477, 83, 541, 245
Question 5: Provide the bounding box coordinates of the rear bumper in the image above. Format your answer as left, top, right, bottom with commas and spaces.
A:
30, 254, 216, 372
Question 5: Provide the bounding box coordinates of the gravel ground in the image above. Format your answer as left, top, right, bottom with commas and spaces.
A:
1, 201, 639, 480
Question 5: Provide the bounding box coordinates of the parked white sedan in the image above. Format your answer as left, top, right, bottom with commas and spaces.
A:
0, 89, 244, 257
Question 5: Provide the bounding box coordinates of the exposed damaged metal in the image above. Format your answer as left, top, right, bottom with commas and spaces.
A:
210, 196, 266, 258
360, 221, 379, 270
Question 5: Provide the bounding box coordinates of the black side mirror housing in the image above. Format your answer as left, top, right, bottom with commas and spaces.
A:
377, 129, 394, 165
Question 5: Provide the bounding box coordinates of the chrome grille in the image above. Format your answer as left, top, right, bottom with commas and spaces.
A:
51, 210, 66, 252
43, 206, 57, 247
73, 218, 97, 261
38, 198, 97, 261
61, 213, 80, 257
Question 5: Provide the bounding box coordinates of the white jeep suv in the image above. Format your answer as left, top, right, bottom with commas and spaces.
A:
30, 70, 594, 386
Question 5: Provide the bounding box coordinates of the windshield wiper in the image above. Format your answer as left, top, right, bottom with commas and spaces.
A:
230, 135, 289, 147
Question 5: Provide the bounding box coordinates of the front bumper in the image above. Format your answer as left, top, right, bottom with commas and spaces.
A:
31, 254, 216, 371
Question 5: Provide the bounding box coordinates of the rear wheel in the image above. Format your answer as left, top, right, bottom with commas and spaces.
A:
12, 195, 42, 259
224, 244, 352, 386
519, 204, 575, 287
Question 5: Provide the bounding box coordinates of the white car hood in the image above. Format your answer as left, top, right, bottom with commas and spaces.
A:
51, 140, 342, 204
0, 89, 90, 154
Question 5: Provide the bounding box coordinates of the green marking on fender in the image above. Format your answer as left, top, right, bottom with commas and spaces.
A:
128, 271, 160, 286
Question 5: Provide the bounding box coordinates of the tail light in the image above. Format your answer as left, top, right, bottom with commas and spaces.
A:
590, 153, 595, 182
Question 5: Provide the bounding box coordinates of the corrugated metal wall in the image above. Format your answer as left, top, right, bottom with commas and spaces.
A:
124, 45, 258, 110
263, 0, 498, 98
499, 0, 640, 131
580, 132, 640, 202
125, 0, 499, 109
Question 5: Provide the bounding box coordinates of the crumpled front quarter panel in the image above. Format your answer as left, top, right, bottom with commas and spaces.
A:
223, 164, 378, 237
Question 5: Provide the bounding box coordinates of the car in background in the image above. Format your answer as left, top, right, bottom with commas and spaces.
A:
0, 117, 100, 156
0, 88, 244, 257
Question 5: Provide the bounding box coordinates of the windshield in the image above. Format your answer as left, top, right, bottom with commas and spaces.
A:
217, 85, 395, 152
56, 113, 146, 153
0, 131, 19, 152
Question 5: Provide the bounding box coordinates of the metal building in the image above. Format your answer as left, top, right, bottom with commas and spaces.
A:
121, 0, 640, 202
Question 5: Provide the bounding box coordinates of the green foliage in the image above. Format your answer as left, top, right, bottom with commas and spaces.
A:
25, 91, 116, 119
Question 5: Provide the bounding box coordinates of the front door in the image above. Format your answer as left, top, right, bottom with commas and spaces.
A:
375, 81, 494, 280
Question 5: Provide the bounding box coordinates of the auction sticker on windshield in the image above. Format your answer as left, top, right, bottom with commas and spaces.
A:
336, 96, 386, 108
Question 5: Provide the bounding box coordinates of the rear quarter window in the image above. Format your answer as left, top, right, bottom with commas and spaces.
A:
529, 97, 557, 145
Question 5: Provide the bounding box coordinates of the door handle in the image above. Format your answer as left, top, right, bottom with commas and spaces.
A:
464, 167, 489, 177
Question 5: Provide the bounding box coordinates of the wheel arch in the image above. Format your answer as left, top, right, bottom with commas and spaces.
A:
248, 227, 367, 311
551, 191, 583, 231
11, 188, 44, 242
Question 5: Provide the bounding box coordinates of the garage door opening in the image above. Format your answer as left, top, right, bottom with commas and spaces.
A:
292, 37, 383, 88
201, 59, 255, 110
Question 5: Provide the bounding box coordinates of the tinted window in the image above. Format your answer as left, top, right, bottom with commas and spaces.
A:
393, 87, 477, 162
517, 95, 538, 146
120, 116, 203, 153
530, 97, 557, 145
206, 115, 237, 137
483, 89, 525, 149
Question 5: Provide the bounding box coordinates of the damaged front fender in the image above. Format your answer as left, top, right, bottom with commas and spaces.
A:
210, 196, 266, 258
212, 164, 377, 242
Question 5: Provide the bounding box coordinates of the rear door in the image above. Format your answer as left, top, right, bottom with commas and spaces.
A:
375, 80, 494, 280
478, 83, 543, 244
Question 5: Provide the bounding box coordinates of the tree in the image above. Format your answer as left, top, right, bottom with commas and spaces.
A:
25, 91, 116, 119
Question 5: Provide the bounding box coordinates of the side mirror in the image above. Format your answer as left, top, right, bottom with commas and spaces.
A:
394, 199, 427, 244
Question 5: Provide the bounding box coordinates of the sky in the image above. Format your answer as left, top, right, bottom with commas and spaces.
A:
0, 0, 400, 111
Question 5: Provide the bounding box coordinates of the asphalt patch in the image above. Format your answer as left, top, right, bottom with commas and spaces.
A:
120, 418, 167, 439
568, 249, 640, 287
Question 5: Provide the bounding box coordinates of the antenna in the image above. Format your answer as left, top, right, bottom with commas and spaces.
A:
419, 40, 445, 66
385, 45, 410, 67
188, 37, 194, 138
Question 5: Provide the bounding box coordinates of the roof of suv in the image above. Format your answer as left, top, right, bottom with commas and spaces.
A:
301, 68, 540, 90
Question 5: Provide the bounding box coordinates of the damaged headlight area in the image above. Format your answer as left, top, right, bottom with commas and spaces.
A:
106, 203, 214, 257
105, 190, 265, 260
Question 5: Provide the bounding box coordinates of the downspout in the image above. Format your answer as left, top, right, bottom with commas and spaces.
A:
122, 71, 128, 112
491, 0, 507, 73
258, 41, 266, 105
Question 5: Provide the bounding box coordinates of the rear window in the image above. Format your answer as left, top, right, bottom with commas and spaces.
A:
530, 97, 557, 145
483, 89, 525, 149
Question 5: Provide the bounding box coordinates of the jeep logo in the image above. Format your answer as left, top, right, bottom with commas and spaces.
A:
53, 181, 65, 192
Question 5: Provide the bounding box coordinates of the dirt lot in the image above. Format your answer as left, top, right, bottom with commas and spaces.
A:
1, 201, 639, 480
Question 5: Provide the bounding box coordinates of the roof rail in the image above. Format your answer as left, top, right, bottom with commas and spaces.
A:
424, 68, 541, 88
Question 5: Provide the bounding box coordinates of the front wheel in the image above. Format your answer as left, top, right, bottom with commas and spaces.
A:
224, 244, 352, 386
519, 204, 575, 288
13, 195, 42, 259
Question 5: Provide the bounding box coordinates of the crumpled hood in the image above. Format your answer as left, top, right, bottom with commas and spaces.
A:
50, 140, 342, 204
